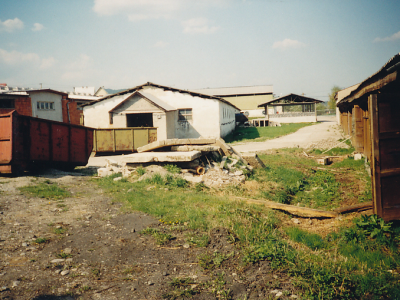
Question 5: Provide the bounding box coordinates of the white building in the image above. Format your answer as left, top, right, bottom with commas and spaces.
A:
83, 82, 240, 140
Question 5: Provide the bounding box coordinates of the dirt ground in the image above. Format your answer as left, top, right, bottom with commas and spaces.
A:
0, 169, 300, 300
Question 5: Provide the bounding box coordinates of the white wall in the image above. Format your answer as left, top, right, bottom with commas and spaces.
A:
220, 101, 239, 137
84, 87, 238, 139
30, 91, 63, 122
269, 115, 317, 123
241, 109, 265, 118
83, 92, 134, 128
143, 87, 225, 139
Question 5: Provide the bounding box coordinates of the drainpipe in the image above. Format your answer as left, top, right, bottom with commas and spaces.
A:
66, 101, 71, 123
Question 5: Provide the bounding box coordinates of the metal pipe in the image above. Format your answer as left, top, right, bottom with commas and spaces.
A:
66, 101, 71, 123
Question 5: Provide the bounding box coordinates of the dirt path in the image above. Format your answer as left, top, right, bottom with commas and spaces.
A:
0, 170, 299, 300
232, 116, 344, 153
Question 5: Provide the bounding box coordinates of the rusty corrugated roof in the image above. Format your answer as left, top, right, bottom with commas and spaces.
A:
337, 53, 400, 107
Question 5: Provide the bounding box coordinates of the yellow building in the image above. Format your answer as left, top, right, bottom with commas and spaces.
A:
192, 85, 273, 117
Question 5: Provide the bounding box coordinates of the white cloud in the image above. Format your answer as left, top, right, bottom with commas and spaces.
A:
182, 18, 219, 34
0, 48, 56, 71
93, 0, 228, 22
154, 41, 168, 48
374, 31, 400, 42
272, 38, 306, 50
93, 0, 182, 20
32, 23, 44, 32
40, 57, 56, 69
62, 54, 94, 81
0, 49, 39, 65
0, 18, 24, 33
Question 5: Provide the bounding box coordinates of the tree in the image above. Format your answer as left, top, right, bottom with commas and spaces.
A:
328, 85, 341, 109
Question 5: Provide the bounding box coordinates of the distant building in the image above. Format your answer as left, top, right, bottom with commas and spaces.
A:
335, 84, 360, 125
191, 85, 273, 117
0, 85, 81, 125
257, 93, 323, 123
83, 82, 240, 140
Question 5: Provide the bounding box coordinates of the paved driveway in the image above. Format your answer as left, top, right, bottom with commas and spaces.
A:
232, 116, 344, 153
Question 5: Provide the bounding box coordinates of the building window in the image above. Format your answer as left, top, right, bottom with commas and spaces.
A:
37, 101, 55, 110
0, 99, 15, 108
178, 109, 192, 121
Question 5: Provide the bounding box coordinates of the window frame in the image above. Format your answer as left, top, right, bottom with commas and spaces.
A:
178, 108, 193, 121
37, 101, 55, 111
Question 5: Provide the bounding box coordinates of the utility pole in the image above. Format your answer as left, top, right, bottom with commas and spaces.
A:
40, 83, 42, 89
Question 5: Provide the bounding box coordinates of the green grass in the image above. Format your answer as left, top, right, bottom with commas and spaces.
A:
224, 122, 315, 143
18, 181, 70, 200
95, 150, 399, 299
140, 227, 175, 245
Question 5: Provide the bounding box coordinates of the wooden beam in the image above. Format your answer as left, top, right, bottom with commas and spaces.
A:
233, 197, 338, 218
333, 202, 373, 214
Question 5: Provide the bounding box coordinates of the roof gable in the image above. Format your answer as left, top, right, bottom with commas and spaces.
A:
109, 91, 176, 113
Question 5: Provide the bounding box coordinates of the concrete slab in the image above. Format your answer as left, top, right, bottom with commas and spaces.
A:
171, 145, 220, 152
87, 151, 202, 167
137, 138, 216, 153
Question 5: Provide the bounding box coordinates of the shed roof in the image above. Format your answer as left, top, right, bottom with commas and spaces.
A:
257, 93, 323, 107
83, 82, 240, 110
337, 52, 400, 108
191, 85, 273, 97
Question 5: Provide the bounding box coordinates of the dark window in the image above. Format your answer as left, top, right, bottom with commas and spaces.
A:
126, 113, 153, 127
178, 109, 192, 121
37, 101, 55, 110
0, 99, 15, 109
109, 112, 113, 125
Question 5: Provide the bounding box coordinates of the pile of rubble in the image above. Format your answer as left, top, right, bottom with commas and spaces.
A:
96, 138, 265, 188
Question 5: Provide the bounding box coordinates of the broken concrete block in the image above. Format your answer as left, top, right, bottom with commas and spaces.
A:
354, 153, 363, 160
105, 159, 119, 167
98, 167, 113, 177
241, 153, 265, 169
317, 158, 328, 165
220, 156, 227, 169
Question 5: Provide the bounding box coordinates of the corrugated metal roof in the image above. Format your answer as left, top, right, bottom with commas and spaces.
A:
257, 93, 323, 107
191, 85, 273, 96
83, 82, 241, 111
68, 94, 100, 101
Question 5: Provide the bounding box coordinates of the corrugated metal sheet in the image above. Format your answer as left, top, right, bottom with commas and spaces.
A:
191, 85, 273, 97
83, 82, 241, 111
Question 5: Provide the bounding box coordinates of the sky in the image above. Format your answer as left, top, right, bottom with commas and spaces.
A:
1, 0, 400, 101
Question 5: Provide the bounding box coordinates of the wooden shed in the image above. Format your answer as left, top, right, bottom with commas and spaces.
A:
337, 53, 400, 221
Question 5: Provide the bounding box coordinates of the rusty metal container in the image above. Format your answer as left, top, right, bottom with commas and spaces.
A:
93, 128, 157, 154
0, 111, 93, 174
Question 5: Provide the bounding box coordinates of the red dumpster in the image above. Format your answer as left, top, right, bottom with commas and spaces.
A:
0, 111, 93, 174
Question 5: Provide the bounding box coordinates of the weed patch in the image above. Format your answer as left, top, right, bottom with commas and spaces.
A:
19, 182, 70, 200
140, 227, 175, 245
